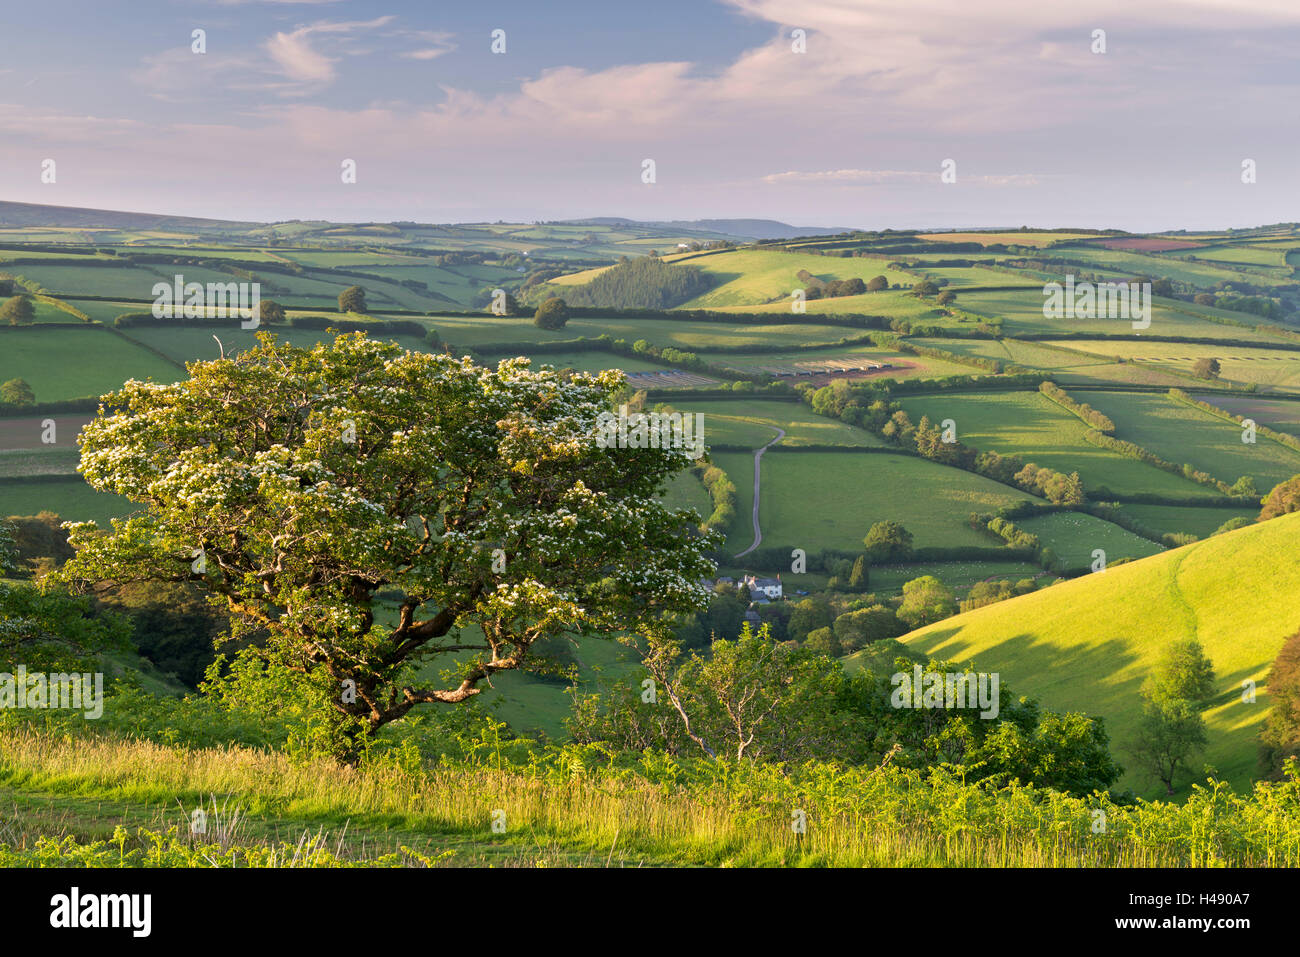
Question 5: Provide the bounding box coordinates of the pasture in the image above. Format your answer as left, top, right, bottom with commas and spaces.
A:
753, 451, 1035, 552
1014, 511, 1165, 568
1080, 390, 1300, 489
0, 327, 182, 401
897, 390, 1210, 497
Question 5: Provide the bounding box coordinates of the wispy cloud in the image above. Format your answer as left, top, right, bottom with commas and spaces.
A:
264, 16, 396, 88
762, 169, 1042, 187
395, 30, 457, 61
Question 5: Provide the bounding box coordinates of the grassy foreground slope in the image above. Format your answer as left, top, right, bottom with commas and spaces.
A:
859, 512, 1300, 795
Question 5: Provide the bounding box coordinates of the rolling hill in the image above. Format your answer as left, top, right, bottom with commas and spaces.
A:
846, 511, 1300, 795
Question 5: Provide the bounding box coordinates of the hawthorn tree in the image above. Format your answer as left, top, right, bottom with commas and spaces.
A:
58, 332, 717, 759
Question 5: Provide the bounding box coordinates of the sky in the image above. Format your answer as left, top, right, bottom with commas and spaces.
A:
2, 0, 1300, 231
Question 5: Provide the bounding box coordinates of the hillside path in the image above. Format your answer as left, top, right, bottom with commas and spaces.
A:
733, 425, 785, 558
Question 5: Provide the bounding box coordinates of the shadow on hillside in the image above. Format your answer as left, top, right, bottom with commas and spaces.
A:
906, 625, 1145, 720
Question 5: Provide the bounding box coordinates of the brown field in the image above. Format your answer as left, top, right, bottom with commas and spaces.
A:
0, 415, 91, 451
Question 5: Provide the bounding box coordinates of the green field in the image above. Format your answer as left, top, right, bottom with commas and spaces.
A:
1119, 504, 1259, 538
954, 288, 1287, 339
662, 248, 915, 308
0, 327, 182, 401
897, 390, 1209, 497
1047, 340, 1300, 394
118, 323, 433, 365
675, 398, 886, 448
0, 476, 131, 526
1015, 511, 1165, 568
753, 451, 1035, 552
885, 512, 1300, 795
1080, 390, 1300, 490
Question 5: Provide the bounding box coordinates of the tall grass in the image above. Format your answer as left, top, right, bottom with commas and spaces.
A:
2, 726, 1298, 867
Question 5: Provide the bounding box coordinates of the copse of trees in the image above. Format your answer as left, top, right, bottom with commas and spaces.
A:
571, 624, 1122, 796
559, 256, 714, 310
1260, 474, 1300, 520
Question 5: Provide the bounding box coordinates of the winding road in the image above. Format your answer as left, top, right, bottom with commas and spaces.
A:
733, 426, 785, 558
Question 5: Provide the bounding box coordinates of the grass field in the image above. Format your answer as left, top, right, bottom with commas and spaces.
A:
956, 288, 1290, 339
662, 248, 915, 309
1080, 390, 1300, 489
1, 477, 131, 526
919, 266, 1040, 288
671, 398, 886, 448
1045, 340, 1300, 394
897, 390, 1209, 497
886, 512, 1300, 796
753, 451, 1034, 552
0, 327, 182, 401
706, 450, 756, 552
1014, 511, 1165, 569
1119, 504, 1259, 538
0, 448, 79, 478
118, 324, 433, 365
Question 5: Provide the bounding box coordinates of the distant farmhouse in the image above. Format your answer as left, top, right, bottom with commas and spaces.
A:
743, 574, 782, 601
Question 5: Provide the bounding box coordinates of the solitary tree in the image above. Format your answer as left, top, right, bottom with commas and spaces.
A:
534, 297, 570, 330
259, 299, 286, 324
58, 333, 717, 760
866, 275, 888, 292
338, 285, 367, 314
1131, 639, 1216, 794
897, 575, 958, 629
863, 520, 914, 561
0, 378, 35, 406
0, 294, 36, 325
1192, 357, 1221, 379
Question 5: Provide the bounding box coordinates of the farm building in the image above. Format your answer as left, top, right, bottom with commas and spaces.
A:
743, 574, 783, 600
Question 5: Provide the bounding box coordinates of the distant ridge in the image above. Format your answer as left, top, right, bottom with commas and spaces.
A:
562, 216, 851, 240
0, 200, 258, 231
0, 201, 847, 241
